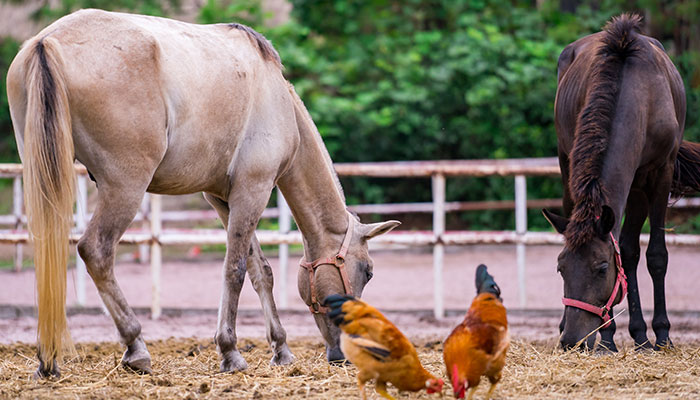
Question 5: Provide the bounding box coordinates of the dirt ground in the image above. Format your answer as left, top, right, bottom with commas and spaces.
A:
2, 244, 700, 398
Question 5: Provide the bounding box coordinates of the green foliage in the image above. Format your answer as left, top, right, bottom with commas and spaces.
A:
30, 0, 181, 19
0, 37, 20, 163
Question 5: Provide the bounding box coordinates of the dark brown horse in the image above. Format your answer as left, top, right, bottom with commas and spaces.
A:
543, 14, 700, 350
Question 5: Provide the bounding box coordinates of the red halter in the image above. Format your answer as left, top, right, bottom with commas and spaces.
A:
299, 214, 355, 314
561, 232, 627, 328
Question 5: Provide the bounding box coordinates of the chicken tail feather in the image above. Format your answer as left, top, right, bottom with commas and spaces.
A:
475, 264, 502, 301
324, 294, 356, 326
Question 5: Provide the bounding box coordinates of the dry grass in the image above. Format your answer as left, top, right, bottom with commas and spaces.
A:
1, 337, 700, 399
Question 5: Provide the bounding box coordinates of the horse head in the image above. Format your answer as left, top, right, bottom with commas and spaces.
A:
544, 206, 625, 350
297, 216, 400, 362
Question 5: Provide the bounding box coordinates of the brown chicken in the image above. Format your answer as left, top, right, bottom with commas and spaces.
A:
443, 265, 509, 399
324, 294, 444, 400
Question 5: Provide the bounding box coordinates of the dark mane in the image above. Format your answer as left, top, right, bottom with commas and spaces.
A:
564, 14, 642, 248
228, 23, 282, 69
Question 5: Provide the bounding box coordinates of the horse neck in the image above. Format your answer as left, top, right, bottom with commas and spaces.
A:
277, 91, 349, 260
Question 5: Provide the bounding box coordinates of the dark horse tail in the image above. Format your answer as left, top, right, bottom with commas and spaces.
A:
565, 14, 641, 248
671, 140, 700, 197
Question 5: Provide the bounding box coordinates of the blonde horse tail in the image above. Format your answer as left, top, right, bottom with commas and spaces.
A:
23, 37, 75, 374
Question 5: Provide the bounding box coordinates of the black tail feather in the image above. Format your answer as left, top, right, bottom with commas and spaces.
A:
323, 294, 355, 326
475, 264, 502, 301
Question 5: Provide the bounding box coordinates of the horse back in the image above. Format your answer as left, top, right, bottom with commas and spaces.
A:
11, 9, 294, 197
555, 29, 684, 160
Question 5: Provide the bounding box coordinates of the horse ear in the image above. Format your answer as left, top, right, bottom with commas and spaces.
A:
362, 220, 401, 240
597, 205, 615, 237
542, 209, 569, 234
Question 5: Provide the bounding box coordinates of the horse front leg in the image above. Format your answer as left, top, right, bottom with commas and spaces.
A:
247, 235, 295, 365
78, 185, 152, 373
215, 180, 275, 372
598, 317, 618, 352
646, 169, 673, 349
619, 191, 652, 349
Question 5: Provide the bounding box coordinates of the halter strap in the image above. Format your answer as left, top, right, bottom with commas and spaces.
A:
299, 214, 355, 314
561, 232, 627, 328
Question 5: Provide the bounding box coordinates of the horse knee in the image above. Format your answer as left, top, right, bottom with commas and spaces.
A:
225, 258, 247, 288
646, 247, 668, 277
619, 240, 640, 264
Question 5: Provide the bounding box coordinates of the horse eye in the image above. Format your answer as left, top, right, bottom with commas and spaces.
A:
556, 264, 563, 274
597, 262, 609, 274
365, 269, 373, 281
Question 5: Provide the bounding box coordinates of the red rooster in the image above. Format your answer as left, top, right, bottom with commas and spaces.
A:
443, 264, 509, 399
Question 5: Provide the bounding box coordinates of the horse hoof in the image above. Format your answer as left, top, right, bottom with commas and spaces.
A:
326, 345, 345, 364
634, 341, 654, 351
33, 360, 60, 379
220, 350, 248, 373
270, 343, 295, 366
122, 355, 152, 374
654, 338, 673, 350
596, 343, 618, 353
122, 339, 153, 374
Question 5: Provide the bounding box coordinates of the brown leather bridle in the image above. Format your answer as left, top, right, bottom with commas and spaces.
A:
299, 214, 355, 314
561, 232, 628, 328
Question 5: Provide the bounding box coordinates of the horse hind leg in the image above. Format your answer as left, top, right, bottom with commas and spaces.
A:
247, 235, 295, 365
78, 184, 153, 373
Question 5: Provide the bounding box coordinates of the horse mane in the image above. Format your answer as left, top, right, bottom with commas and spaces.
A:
565, 14, 642, 248
286, 82, 346, 202
228, 23, 282, 69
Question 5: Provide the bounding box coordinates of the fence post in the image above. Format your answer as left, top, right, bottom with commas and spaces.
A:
432, 173, 445, 319
13, 176, 23, 272
277, 188, 291, 309
150, 194, 162, 319
515, 175, 527, 308
75, 175, 88, 306
139, 194, 151, 264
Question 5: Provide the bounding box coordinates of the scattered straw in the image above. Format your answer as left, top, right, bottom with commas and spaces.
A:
0, 337, 699, 399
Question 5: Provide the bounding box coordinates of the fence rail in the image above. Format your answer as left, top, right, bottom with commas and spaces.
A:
3, 159, 700, 318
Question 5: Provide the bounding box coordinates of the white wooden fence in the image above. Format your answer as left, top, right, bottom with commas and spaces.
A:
3, 159, 700, 318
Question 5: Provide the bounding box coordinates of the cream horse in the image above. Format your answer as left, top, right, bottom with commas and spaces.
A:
7, 9, 399, 377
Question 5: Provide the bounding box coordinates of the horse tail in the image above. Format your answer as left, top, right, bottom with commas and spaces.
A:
565, 14, 641, 248
672, 140, 700, 197
23, 36, 75, 370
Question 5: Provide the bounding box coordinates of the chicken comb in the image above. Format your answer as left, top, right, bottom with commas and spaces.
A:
475, 264, 502, 301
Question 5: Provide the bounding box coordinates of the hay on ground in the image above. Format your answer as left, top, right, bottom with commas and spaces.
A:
1, 337, 699, 399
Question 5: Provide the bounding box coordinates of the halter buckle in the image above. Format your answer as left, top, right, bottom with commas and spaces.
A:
334, 255, 345, 267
